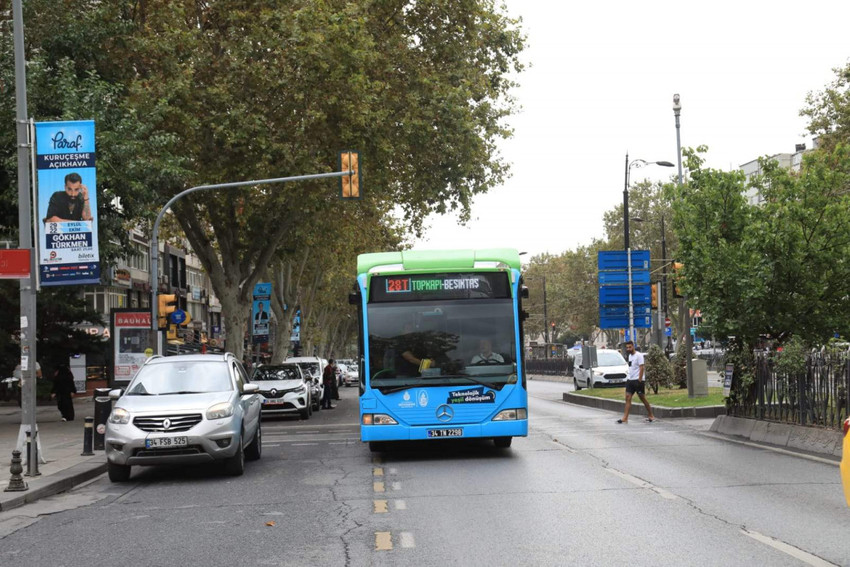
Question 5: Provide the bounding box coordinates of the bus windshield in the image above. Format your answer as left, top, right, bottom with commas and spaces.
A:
367, 299, 517, 392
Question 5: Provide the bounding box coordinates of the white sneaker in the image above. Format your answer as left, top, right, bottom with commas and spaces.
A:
61, 418, 67, 422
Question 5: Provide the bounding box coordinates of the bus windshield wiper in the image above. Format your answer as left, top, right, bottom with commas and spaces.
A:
445, 374, 500, 390
376, 384, 419, 394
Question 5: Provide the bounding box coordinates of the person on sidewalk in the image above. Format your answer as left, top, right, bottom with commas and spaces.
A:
51, 363, 77, 421
617, 341, 655, 424
322, 359, 336, 409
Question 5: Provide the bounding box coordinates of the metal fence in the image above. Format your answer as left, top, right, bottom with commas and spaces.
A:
728, 351, 850, 430
525, 357, 573, 376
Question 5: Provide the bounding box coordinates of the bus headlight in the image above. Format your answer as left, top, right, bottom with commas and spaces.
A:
362, 414, 398, 425
493, 408, 528, 421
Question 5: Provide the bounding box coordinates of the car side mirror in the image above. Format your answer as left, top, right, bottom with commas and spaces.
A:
243, 383, 259, 394
578, 365, 584, 369
108, 388, 123, 400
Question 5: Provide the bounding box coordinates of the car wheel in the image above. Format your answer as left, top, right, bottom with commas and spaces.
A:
224, 434, 246, 476
308, 397, 313, 416
107, 462, 131, 482
573, 377, 582, 391
246, 422, 262, 461
493, 437, 512, 448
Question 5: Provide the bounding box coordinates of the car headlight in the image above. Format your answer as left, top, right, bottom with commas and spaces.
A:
493, 408, 528, 421
362, 413, 398, 425
593, 370, 605, 376
297, 385, 308, 394
108, 407, 130, 424
206, 402, 234, 420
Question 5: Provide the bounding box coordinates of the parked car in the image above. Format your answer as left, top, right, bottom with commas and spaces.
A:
252, 363, 312, 419
841, 416, 850, 507
336, 363, 349, 388
105, 353, 262, 482
285, 356, 326, 411
342, 363, 358, 387
573, 349, 629, 390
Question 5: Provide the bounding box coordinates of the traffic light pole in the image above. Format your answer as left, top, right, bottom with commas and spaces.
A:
542, 276, 549, 358
150, 170, 353, 354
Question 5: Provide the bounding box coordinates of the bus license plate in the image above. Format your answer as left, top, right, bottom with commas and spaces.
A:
427, 428, 462, 438
145, 436, 188, 449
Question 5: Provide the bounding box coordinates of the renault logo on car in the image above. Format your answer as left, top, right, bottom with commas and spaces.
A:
162, 418, 171, 430
436, 405, 454, 422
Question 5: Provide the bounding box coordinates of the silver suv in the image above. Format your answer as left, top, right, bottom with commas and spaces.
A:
105, 353, 262, 482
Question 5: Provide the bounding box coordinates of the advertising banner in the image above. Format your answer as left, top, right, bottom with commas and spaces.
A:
111, 310, 154, 386
252, 282, 272, 344
35, 120, 100, 285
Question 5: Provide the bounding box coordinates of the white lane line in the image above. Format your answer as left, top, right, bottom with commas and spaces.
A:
741, 529, 838, 567
389, 468, 399, 474
605, 467, 679, 500
391, 482, 402, 491
394, 500, 407, 510
261, 443, 281, 447
399, 532, 416, 549
291, 443, 319, 446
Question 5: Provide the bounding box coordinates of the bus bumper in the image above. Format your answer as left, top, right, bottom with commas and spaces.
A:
361, 419, 528, 442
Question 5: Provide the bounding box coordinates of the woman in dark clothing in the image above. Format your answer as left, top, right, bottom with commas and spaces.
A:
51, 364, 77, 421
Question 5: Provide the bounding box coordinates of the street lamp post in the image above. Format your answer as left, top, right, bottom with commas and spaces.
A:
623, 154, 674, 346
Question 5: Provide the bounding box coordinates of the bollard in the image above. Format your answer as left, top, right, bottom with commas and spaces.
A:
93, 388, 112, 451
24, 430, 40, 477
81, 417, 94, 456
4, 450, 28, 492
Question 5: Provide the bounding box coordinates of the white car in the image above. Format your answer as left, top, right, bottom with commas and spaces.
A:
252, 363, 312, 419
285, 357, 326, 411
573, 349, 629, 390
342, 363, 358, 387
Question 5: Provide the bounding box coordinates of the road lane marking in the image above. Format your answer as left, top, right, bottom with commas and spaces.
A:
373, 500, 388, 513
375, 532, 393, 551
605, 467, 678, 500
291, 443, 318, 446
373, 481, 385, 493
394, 500, 407, 510
389, 467, 398, 474
391, 482, 402, 491
373, 467, 384, 477
261, 443, 280, 447
400, 532, 416, 548
741, 529, 838, 566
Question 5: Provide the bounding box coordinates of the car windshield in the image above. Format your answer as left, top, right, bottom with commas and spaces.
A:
294, 362, 320, 377
252, 366, 300, 381
367, 299, 517, 392
597, 352, 627, 366
126, 361, 233, 395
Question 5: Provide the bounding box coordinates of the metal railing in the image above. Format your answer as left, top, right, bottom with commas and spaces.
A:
525, 357, 573, 376
729, 351, 850, 430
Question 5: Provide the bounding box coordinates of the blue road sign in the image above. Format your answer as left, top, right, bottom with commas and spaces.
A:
599, 285, 652, 306
598, 270, 650, 285
598, 250, 650, 271
599, 315, 652, 330
601, 305, 651, 318
170, 309, 187, 325
665, 327, 672, 337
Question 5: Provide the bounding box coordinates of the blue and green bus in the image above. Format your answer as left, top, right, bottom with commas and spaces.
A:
350, 249, 529, 450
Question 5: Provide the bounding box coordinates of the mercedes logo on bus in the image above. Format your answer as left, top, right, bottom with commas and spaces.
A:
436, 405, 454, 422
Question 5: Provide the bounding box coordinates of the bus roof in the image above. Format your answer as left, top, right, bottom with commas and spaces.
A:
357, 249, 521, 275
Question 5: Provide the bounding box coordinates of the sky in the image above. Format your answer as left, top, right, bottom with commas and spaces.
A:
413, 0, 850, 259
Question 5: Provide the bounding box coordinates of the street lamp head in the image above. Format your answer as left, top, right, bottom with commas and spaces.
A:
655, 161, 675, 167
673, 93, 681, 112
630, 217, 644, 223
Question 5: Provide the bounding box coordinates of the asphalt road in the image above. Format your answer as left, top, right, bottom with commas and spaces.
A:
0, 381, 847, 566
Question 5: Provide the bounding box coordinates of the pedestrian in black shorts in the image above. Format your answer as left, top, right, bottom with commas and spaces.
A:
617, 341, 655, 424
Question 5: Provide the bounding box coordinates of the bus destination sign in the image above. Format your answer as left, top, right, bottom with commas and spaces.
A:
371, 272, 510, 302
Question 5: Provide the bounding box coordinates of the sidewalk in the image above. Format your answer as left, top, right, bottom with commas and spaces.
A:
0, 396, 107, 512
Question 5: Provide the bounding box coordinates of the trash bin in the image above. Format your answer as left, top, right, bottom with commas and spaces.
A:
93, 387, 112, 451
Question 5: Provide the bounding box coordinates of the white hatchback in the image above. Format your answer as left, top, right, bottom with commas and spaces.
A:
573, 349, 629, 390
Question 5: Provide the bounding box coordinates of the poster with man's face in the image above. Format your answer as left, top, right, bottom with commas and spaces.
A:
35, 120, 101, 285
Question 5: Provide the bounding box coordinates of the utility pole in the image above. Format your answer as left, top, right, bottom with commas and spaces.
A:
13, 0, 40, 475
542, 276, 549, 359
673, 93, 694, 397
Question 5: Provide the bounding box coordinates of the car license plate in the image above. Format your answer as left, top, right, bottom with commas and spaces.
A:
427, 428, 463, 438
145, 436, 188, 449
263, 399, 284, 405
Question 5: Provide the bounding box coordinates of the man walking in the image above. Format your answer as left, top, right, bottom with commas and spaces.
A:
617, 341, 655, 424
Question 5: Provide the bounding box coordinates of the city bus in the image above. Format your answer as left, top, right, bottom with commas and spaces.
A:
350, 249, 529, 450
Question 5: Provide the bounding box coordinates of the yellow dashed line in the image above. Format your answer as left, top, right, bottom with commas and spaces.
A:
373, 499, 388, 513
373, 481, 385, 493
373, 467, 384, 477
375, 531, 393, 551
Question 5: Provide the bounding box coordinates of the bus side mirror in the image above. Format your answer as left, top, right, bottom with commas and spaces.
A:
521, 286, 529, 299
348, 291, 360, 305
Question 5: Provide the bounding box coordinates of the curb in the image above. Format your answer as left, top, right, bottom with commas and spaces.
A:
709, 415, 843, 459
0, 459, 107, 512
562, 392, 727, 418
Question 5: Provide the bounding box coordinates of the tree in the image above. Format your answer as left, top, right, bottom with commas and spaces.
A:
801, 60, 850, 151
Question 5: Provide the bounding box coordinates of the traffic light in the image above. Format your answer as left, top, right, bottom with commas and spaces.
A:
551, 321, 555, 329
157, 293, 177, 330
651, 283, 658, 309
339, 150, 361, 200
672, 262, 684, 298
